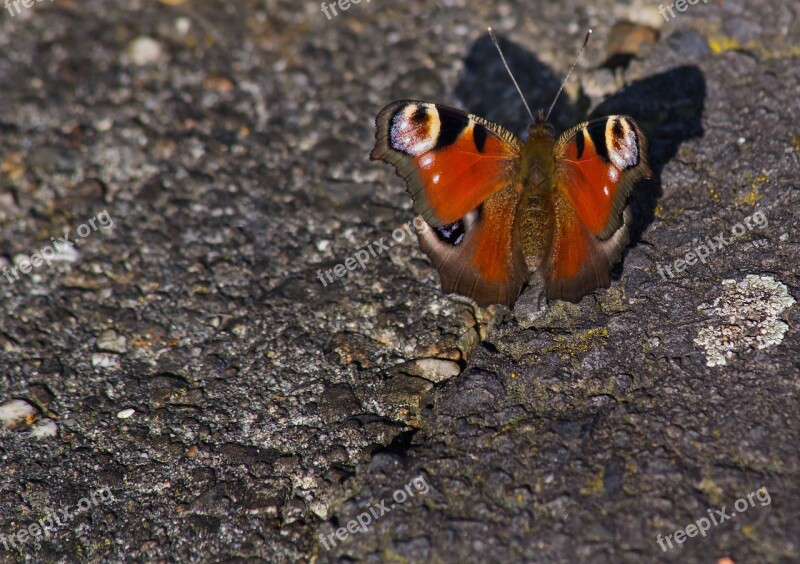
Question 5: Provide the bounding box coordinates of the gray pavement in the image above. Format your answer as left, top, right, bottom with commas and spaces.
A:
0, 0, 798, 562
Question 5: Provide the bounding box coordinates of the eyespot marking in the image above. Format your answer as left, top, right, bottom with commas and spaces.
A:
388, 103, 441, 156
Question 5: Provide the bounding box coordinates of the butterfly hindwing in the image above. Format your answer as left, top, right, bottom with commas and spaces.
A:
541, 116, 650, 302
370, 101, 521, 226
416, 185, 529, 307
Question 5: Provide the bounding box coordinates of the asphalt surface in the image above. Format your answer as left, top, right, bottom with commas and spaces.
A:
0, 0, 798, 562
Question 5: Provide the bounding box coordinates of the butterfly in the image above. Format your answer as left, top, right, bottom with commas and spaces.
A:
370, 32, 651, 308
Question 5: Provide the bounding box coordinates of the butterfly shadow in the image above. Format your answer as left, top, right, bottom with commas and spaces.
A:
455, 31, 706, 266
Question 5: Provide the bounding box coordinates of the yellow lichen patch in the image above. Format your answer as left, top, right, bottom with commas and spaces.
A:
708, 35, 742, 54
708, 187, 721, 203
738, 175, 767, 206
654, 205, 686, 225
599, 286, 629, 315
696, 475, 725, 506
544, 327, 609, 360
580, 468, 605, 496
491, 414, 528, 439
792, 136, 800, 152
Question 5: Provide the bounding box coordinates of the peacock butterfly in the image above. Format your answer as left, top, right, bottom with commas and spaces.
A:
370, 30, 651, 307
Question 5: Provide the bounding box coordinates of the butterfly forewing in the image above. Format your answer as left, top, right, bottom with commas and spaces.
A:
370, 101, 521, 226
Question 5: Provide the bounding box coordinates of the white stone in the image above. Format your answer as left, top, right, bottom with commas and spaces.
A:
126, 37, 165, 66
30, 418, 58, 438
0, 399, 37, 428
412, 359, 461, 383
97, 330, 127, 354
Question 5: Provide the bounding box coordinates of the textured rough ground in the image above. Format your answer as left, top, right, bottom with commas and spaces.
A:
0, 0, 798, 562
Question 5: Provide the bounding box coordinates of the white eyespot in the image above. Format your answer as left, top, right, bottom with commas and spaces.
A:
389, 103, 441, 156
603, 185, 610, 196
606, 118, 639, 170
609, 167, 620, 182
420, 154, 434, 168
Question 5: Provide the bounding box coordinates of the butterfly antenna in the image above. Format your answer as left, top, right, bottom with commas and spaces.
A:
544, 29, 592, 123
488, 27, 535, 122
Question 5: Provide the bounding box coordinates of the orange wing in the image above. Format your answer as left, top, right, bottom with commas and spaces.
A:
541, 116, 651, 302
415, 186, 529, 307
371, 101, 528, 306
370, 101, 520, 226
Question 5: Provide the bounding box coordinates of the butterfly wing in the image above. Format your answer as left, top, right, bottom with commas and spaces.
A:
416, 186, 530, 307
370, 101, 521, 226
371, 101, 528, 306
541, 116, 650, 302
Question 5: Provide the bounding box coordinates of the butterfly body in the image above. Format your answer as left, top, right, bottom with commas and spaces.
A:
519, 119, 556, 191
516, 118, 559, 270
371, 100, 650, 307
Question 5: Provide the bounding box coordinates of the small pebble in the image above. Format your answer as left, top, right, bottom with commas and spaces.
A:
117, 408, 136, 419
95, 117, 114, 132
0, 399, 37, 429
30, 418, 58, 438
175, 17, 191, 35
126, 37, 165, 66
412, 359, 461, 383
97, 329, 127, 354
